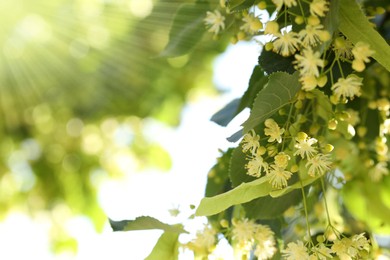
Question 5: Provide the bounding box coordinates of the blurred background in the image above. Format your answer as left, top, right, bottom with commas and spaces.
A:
0, 0, 260, 258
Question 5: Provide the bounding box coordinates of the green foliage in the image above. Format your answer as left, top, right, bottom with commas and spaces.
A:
160, 3, 209, 57
210, 99, 240, 126
196, 176, 273, 216
145, 232, 180, 260
339, 0, 390, 71
242, 72, 301, 133
109, 216, 187, 233
258, 50, 296, 74
237, 66, 269, 113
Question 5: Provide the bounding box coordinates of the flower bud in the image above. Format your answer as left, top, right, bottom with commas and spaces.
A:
328, 119, 338, 130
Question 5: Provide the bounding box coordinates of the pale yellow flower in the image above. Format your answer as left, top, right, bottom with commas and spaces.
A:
282, 240, 310, 260
331, 74, 363, 101
331, 237, 355, 259
294, 132, 318, 159
186, 225, 216, 256
246, 155, 269, 177
369, 162, 389, 182
240, 13, 263, 35
272, 0, 297, 9
232, 218, 257, 254
273, 31, 301, 57
312, 243, 333, 260
274, 152, 290, 169
267, 164, 292, 189
310, 0, 329, 17
295, 47, 324, 77
241, 129, 260, 155
204, 10, 225, 35
352, 42, 375, 72
333, 37, 354, 60
351, 233, 370, 253
254, 225, 277, 260
299, 24, 330, 47
306, 153, 332, 177
264, 21, 279, 35
300, 74, 318, 91
264, 118, 285, 143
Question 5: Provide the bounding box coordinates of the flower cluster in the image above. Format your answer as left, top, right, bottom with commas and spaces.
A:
231, 218, 277, 259
199, 0, 389, 259
282, 233, 371, 259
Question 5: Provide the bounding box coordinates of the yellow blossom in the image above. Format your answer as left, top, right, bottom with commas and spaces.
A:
240, 13, 263, 35
272, 0, 297, 10
310, 0, 329, 17
306, 153, 332, 177
295, 47, 324, 77
299, 24, 329, 47
273, 31, 301, 57
300, 74, 318, 91
187, 225, 216, 257
294, 133, 318, 159
274, 152, 290, 169
369, 162, 388, 182
254, 225, 277, 260
245, 154, 269, 177
282, 240, 310, 260
331, 74, 363, 102
267, 164, 292, 188
241, 129, 260, 155
204, 10, 225, 35
264, 118, 285, 143
352, 42, 375, 71
333, 37, 354, 60
264, 21, 279, 35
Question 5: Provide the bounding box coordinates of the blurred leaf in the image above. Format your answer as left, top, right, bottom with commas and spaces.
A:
339, 0, 390, 71
226, 0, 257, 12
258, 50, 296, 75
242, 72, 301, 133
342, 180, 390, 234
313, 89, 332, 121
318, 0, 340, 53
237, 66, 268, 114
227, 128, 244, 142
109, 216, 188, 233
160, 3, 209, 57
195, 176, 272, 216
145, 232, 180, 260
210, 99, 240, 126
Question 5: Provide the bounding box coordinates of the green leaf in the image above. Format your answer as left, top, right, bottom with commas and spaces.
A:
195, 176, 273, 216
237, 66, 268, 114
242, 72, 301, 133
270, 175, 321, 198
145, 232, 180, 260
227, 0, 256, 12
160, 3, 209, 57
258, 50, 296, 75
244, 190, 302, 219
312, 89, 332, 121
229, 146, 257, 187
339, 0, 390, 72
109, 216, 187, 233
318, 0, 339, 53
205, 149, 234, 226
210, 99, 240, 127
206, 149, 233, 197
